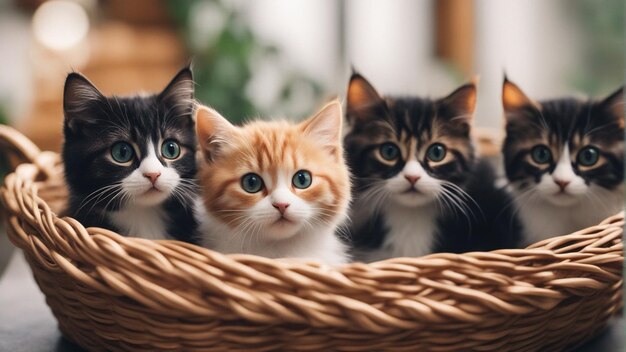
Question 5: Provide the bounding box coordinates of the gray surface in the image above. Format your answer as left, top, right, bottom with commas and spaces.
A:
0, 225, 15, 276
0, 251, 622, 351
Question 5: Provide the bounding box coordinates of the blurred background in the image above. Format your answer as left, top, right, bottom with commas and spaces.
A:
0, 0, 622, 153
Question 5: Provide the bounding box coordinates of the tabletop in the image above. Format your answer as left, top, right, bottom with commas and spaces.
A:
0, 251, 623, 352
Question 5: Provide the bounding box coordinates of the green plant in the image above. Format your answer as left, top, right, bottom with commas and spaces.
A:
167, 0, 323, 123
570, 0, 624, 95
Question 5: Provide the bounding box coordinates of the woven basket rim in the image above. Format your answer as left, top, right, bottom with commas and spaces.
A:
0, 125, 623, 351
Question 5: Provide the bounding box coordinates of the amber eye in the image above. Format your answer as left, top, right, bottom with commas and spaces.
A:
531, 145, 552, 164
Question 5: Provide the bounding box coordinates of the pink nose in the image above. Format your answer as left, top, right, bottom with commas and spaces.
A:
272, 202, 290, 215
405, 175, 420, 185
143, 172, 161, 185
554, 179, 570, 191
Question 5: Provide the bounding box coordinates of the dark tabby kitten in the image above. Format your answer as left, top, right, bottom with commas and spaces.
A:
344, 72, 520, 261
63, 67, 198, 242
502, 77, 623, 245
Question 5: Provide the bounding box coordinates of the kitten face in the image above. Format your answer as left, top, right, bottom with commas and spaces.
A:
344, 73, 477, 209
63, 68, 196, 213
502, 78, 624, 207
196, 101, 350, 241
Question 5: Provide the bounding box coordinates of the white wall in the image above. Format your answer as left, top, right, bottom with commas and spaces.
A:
345, 0, 457, 97
474, 0, 582, 128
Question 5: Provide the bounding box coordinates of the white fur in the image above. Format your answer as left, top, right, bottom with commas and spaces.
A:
357, 203, 438, 262
513, 144, 624, 245
354, 158, 444, 262
109, 141, 182, 239
196, 173, 349, 265
110, 206, 169, 240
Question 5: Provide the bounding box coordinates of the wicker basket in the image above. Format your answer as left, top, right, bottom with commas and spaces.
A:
0, 125, 622, 351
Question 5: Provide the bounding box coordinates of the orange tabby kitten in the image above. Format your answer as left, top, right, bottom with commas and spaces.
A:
194, 100, 351, 265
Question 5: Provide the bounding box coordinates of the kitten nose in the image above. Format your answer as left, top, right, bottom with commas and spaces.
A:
143, 172, 161, 185
272, 202, 290, 215
554, 179, 570, 190
404, 175, 420, 185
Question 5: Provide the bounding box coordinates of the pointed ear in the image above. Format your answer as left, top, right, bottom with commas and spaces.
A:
598, 86, 624, 121
195, 105, 237, 162
301, 100, 343, 161
63, 72, 106, 132
502, 77, 540, 121
346, 73, 385, 122
158, 66, 194, 108
439, 79, 478, 123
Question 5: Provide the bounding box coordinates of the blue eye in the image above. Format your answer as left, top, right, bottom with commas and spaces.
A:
577, 146, 600, 166
241, 173, 263, 193
110, 142, 134, 164
292, 170, 312, 189
161, 140, 181, 159
531, 145, 552, 164
426, 143, 446, 162
380, 143, 400, 161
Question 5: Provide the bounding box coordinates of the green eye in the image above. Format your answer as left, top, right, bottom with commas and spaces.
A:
577, 146, 600, 166
380, 143, 400, 161
161, 140, 181, 159
531, 145, 552, 164
426, 143, 446, 162
110, 142, 134, 164
292, 170, 312, 189
241, 173, 263, 193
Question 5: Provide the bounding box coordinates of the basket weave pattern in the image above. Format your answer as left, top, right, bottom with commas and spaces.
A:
0, 125, 623, 351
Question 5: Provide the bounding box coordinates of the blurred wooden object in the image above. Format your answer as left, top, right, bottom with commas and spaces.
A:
435, 0, 475, 76
105, 0, 173, 26
20, 19, 187, 152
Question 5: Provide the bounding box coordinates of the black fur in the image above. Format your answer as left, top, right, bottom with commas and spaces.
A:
502, 78, 624, 192
62, 67, 198, 242
345, 72, 521, 256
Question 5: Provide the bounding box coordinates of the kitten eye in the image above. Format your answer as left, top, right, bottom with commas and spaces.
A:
426, 143, 446, 162
577, 146, 600, 166
161, 140, 181, 159
292, 170, 312, 189
379, 143, 400, 161
531, 145, 552, 164
241, 173, 264, 193
110, 142, 134, 164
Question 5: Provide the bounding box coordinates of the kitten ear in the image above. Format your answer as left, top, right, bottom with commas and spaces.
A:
502, 77, 540, 120
439, 79, 478, 123
301, 99, 343, 160
597, 86, 624, 122
195, 105, 237, 162
346, 73, 385, 123
158, 67, 194, 108
63, 72, 106, 132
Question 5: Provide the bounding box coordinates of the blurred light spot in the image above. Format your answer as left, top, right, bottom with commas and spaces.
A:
32, 1, 89, 51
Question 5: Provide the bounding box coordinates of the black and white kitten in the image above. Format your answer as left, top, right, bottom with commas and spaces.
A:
62, 67, 198, 242
344, 72, 520, 262
502, 77, 624, 245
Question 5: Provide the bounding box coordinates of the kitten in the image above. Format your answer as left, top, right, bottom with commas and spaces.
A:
502, 77, 624, 245
62, 67, 198, 242
344, 72, 520, 262
194, 100, 351, 265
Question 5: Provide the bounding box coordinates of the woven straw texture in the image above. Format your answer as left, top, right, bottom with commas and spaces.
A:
0, 125, 622, 351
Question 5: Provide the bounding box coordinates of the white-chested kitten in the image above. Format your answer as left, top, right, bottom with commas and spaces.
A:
194, 101, 351, 265
62, 68, 198, 241
502, 77, 624, 245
